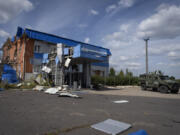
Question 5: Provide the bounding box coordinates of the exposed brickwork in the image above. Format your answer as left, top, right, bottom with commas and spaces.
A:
2, 36, 35, 79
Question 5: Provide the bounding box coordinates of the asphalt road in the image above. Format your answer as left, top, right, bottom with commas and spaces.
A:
0, 90, 180, 135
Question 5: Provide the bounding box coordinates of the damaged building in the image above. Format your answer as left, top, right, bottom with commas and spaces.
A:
1, 27, 111, 88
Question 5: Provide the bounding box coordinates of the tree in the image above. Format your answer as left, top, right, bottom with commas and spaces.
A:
125, 68, 133, 77
157, 70, 164, 75
118, 70, 124, 77
170, 76, 175, 80
109, 67, 115, 77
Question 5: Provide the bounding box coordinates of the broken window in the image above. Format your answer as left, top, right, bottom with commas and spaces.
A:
33, 65, 41, 73
34, 45, 40, 53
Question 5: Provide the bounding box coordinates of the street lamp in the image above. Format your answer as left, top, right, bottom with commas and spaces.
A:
144, 38, 149, 75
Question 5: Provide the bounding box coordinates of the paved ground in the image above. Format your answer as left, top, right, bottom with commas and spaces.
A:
88, 86, 180, 99
0, 88, 180, 135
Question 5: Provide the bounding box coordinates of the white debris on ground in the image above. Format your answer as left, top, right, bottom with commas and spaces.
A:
44, 88, 59, 94
33, 85, 44, 91
91, 119, 131, 135
113, 100, 129, 103
17, 83, 22, 87
31, 84, 80, 98
59, 92, 80, 98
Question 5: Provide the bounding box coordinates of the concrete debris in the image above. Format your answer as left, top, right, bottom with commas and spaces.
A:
62, 85, 69, 91
57, 86, 62, 91
113, 100, 129, 104
42, 66, 51, 73
91, 119, 131, 135
33, 85, 44, 91
44, 88, 59, 94
59, 92, 80, 98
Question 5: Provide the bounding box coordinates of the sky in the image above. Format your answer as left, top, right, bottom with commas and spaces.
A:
0, 0, 180, 78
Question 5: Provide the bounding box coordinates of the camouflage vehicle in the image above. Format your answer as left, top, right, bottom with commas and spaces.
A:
139, 73, 179, 93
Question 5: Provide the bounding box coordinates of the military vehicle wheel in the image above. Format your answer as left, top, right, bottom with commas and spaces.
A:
171, 89, 179, 94
171, 84, 179, 94
141, 84, 147, 90
159, 85, 168, 93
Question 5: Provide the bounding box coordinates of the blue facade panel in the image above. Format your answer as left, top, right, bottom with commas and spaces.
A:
73, 45, 81, 58
64, 48, 69, 55
34, 53, 44, 59
72, 44, 107, 61
91, 62, 109, 67
1, 64, 19, 84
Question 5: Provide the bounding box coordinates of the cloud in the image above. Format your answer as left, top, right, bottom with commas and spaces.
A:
168, 62, 180, 67
0, 0, 33, 24
84, 37, 90, 43
90, 9, 99, 15
167, 51, 180, 60
124, 62, 141, 69
102, 24, 133, 50
105, 0, 135, 13
106, 4, 117, 13
148, 44, 180, 55
102, 23, 142, 72
0, 29, 10, 38
120, 24, 131, 32
119, 56, 129, 61
137, 5, 180, 39
78, 24, 88, 28
118, 0, 135, 8
168, 51, 177, 57
156, 62, 165, 66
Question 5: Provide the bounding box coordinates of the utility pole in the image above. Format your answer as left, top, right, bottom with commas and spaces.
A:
144, 38, 149, 75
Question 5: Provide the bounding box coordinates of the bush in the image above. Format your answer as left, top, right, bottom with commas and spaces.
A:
91, 75, 105, 85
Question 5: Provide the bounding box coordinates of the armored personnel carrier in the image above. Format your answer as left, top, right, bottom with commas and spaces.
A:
139, 73, 179, 93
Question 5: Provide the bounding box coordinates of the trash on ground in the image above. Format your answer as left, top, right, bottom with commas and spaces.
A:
17, 83, 22, 87
35, 74, 46, 85
33, 85, 44, 91
0, 88, 4, 91
128, 130, 148, 135
91, 119, 131, 135
59, 92, 80, 98
44, 87, 59, 94
113, 100, 129, 104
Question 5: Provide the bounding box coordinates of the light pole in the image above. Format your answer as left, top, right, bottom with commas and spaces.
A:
144, 38, 149, 75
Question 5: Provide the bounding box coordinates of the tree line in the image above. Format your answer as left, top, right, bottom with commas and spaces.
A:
91, 67, 139, 86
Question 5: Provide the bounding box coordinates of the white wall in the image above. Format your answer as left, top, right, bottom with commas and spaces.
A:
34, 40, 56, 53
